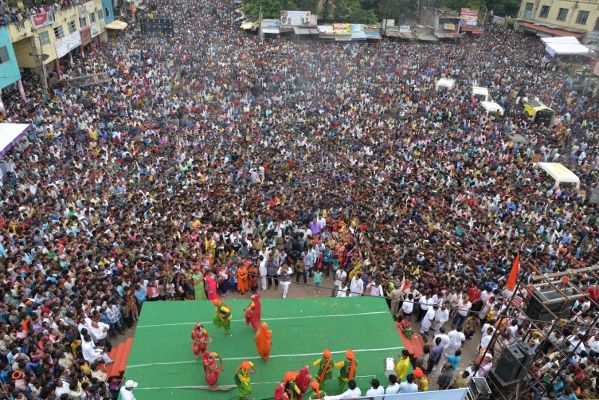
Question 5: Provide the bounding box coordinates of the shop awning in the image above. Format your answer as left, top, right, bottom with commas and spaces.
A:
105, 20, 128, 30
0, 123, 30, 158
518, 21, 584, 38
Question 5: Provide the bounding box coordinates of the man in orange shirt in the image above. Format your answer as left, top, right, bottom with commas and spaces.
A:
254, 322, 272, 361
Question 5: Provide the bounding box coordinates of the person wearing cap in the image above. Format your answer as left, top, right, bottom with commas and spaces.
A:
254, 322, 272, 362
312, 349, 334, 392
191, 322, 211, 358
202, 351, 224, 389
413, 367, 428, 391
334, 349, 358, 393
119, 380, 138, 400
234, 360, 255, 399
212, 299, 232, 335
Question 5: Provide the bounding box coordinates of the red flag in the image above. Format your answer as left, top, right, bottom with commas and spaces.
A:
506, 253, 520, 292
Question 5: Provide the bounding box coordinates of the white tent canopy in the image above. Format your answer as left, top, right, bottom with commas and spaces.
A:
536, 162, 580, 188
542, 36, 589, 56
481, 101, 504, 115
435, 78, 455, 90
0, 123, 30, 158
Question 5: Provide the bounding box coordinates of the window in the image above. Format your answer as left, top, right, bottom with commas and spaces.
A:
79, 16, 87, 27
0, 47, 9, 64
68, 20, 77, 34
90, 12, 96, 23
576, 10, 589, 25
524, 2, 534, 18
539, 5, 550, 18
39, 31, 50, 45
105, 7, 110, 17
53, 25, 64, 39
595, 17, 599, 31
97, 9, 103, 20
557, 8, 568, 22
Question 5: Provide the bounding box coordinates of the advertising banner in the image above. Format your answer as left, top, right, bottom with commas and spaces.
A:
30, 12, 55, 29
333, 23, 350, 34
399, 25, 411, 33
460, 8, 479, 26
55, 31, 82, 58
91, 22, 101, 37
280, 10, 312, 26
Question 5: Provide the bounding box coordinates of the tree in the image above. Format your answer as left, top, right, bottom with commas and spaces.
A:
243, 0, 281, 20
377, 0, 416, 21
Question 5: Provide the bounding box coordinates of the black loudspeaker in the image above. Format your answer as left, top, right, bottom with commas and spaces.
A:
493, 340, 533, 382
525, 286, 577, 322
140, 18, 174, 34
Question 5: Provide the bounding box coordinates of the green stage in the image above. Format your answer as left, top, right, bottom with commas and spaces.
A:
125, 297, 403, 399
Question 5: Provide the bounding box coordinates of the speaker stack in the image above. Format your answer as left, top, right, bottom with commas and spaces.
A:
140, 17, 175, 34
525, 284, 578, 321
487, 340, 534, 399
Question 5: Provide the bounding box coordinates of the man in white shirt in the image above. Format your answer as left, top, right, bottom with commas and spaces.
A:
324, 379, 361, 399
81, 334, 112, 364
401, 293, 414, 318
333, 267, 347, 297
480, 327, 494, 351
420, 305, 437, 339
119, 380, 138, 400
349, 273, 364, 297
418, 294, 429, 321
384, 374, 400, 398
434, 327, 450, 348
446, 327, 466, 355
365, 378, 385, 399
398, 374, 418, 393
432, 303, 450, 333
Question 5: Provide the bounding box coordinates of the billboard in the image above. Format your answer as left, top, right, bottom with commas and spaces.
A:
30, 12, 55, 29
333, 23, 350, 34
55, 31, 82, 58
280, 10, 313, 26
460, 8, 479, 26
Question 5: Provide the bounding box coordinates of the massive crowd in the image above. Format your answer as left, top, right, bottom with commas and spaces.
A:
0, 0, 597, 397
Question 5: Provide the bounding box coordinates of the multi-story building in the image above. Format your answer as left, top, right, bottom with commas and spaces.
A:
517, 0, 599, 42
6, 0, 114, 97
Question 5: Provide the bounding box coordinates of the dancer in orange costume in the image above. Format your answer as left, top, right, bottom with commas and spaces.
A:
244, 293, 261, 331
282, 371, 302, 400
254, 322, 272, 361
191, 323, 211, 358
202, 351, 223, 389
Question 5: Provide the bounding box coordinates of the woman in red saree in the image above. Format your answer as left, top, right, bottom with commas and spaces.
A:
202, 352, 223, 389
191, 323, 211, 358
244, 293, 261, 331
204, 272, 219, 301
274, 383, 289, 400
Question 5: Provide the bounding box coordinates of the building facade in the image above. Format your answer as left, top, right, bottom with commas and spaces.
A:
518, 0, 599, 40
7, 0, 110, 94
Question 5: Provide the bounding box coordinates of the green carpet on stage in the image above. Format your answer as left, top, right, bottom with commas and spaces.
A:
124, 296, 404, 400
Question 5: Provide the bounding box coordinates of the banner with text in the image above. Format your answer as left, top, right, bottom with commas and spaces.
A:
460, 8, 479, 26
280, 10, 314, 27
30, 12, 55, 29
55, 31, 82, 58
